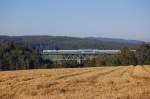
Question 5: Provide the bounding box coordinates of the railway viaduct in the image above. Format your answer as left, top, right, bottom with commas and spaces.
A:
41, 50, 121, 64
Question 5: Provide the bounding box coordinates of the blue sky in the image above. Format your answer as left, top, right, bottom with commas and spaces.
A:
0, 0, 150, 41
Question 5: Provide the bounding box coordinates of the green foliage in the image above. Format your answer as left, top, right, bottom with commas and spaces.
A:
136, 43, 150, 65
88, 47, 138, 66
0, 41, 149, 71
119, 47, 137, 66
95, 54, 121, 66
84, 58, 96, 67
0, 42, 53, 70
87, 44, 150, 67
95, 54, 107, 66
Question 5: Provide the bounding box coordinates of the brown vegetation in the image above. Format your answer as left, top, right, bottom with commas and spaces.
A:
0, 66, 150, 99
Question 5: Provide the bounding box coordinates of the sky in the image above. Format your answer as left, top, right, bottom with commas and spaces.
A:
0, 0, 150, 41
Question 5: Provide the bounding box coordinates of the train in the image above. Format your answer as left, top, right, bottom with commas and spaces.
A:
42, 49, 122, 54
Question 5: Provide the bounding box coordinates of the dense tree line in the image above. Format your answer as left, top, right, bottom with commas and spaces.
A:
0, 42, 52, 70
0, 41, 149, 71
85, 43, 150, 67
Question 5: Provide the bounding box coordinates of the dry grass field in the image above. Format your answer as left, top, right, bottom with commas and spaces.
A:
0, 65, 150, 99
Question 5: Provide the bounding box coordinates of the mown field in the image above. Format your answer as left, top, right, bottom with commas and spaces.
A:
0, 65, 150, 99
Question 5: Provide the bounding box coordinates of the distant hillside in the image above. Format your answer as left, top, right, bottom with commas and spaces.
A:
0, 35, 143, 52
88, 37, 143, 44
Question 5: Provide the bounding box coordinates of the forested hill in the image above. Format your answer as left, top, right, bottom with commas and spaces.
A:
0, 35, 143, 52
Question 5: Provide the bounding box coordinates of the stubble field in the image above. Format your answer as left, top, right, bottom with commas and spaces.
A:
0, 65, 150, 99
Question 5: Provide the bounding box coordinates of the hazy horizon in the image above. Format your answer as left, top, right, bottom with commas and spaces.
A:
0, 0, 150, 41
